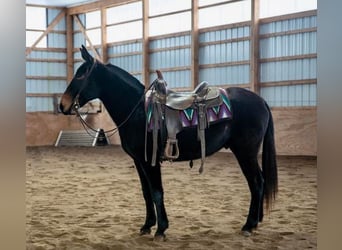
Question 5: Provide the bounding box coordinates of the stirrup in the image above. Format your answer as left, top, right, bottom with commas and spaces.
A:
164, 138, 179, 160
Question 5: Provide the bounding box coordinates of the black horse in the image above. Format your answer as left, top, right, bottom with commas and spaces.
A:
60, 45, 278, 240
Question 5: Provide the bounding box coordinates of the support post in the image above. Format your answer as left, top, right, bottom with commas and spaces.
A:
191, 0, 199, 89
66, 13, 74, 83
250, 0, 260, 94
142, 0, 150, 89
101, 7, 108, 63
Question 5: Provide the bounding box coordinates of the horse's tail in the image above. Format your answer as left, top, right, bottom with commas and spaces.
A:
262, 103, 278, 211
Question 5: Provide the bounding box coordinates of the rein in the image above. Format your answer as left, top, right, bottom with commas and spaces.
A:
73, 82, 156, 139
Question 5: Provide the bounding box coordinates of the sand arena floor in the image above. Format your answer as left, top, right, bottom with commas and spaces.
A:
26, 146, 316, 250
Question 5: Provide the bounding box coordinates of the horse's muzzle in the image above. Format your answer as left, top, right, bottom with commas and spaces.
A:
59, 102, 73, 115
59, 93, 74, 115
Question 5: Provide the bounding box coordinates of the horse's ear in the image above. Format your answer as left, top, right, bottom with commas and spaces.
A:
80, 45, 94, 63
156, 70, 164, 80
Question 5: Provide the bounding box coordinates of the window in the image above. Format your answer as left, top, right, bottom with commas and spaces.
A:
260, 0, 317, 18
85, 10, 101, 46
149, 0, 191, 16
26, 6, 47, 47
149, 12, 191, 37
199, 0, 251, 29
149, 0, 191, 36
106, 2, 142, 43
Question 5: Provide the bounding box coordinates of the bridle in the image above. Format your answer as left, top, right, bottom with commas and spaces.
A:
72, 68, 157, 139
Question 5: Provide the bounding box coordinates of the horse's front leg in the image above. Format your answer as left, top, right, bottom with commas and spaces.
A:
147, 163, 169, 240
134, 160, 156, 235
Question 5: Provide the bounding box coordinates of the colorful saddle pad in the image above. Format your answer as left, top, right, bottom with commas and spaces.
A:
146, 88, 232, 130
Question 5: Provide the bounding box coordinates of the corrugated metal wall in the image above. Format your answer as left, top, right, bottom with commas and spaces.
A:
73, 13, 86, 72
199, 24, 250, 86
26, 8, 67, 112
149, 33, 191, 88
26, 6, 317, 112
259, 14, 317, 106
108, 41, 143, 82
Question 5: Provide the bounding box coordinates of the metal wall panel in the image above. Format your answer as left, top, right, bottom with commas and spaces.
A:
150, 70, 191, 88
47, 9, 66, 31
26, 7, 67, 112
199, 41, 249, 64
73, 14, 86, 30
48, 34, 66, 48
108, 41, 143, 75
150, 48, 190, 69
109, 55, 142, 73
108, 42, 142, 54
260, 32, 316, 58
260, 58, 316, 82
259, 14, 317, 106
26, 80, 67, 94
150, 35, 191, 49
74, 32, 86, 48
26, 61, 67, 77
26, 97, 54, 112
260, 84, 316, 107
199, 25, 250, 85
149, 34, 191, 88
199, 26, 250, 42
27, 51, 66, 60
259, 15, 316, 35
199, 65, 250, 85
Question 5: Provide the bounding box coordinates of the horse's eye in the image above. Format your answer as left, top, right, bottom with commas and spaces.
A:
75, 69, 89, 80
76, 74, 85, 80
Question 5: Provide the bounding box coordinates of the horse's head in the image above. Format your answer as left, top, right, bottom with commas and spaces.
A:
60, 45, 101, 115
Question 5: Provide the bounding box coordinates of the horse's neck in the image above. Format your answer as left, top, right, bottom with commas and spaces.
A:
99, 73, 144, 129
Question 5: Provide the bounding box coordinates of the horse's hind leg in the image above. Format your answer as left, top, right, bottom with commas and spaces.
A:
231, 148, 264, 235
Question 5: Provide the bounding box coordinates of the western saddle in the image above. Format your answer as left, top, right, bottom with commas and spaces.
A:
146, 70, 224, 173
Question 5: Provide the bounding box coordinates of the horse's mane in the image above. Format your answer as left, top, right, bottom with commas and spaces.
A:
105, 63, 145, 94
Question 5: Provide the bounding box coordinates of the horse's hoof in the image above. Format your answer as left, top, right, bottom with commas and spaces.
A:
153, 233, 166, 242
140, 228, 151, 236
241, 230, 252, 237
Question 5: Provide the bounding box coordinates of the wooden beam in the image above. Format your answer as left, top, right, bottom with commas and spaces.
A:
142, 0, 150, 88
250, 0, 260, 93
26, 93, 63, 97
74, 15, 102, 61
259, 53, 317, 63
199, 60, 250, 69
66, 14, 74, 83
101, 7, 108, 63
199, 20, 251, 33
67, 0, 138, 15
26, 76, 67, 80
191, 0, 199, 89
149, 66, 191, 73
259, 27, 317, 39
149, 31, 191, 41
198, 0, 245, 9
26, 9, 66, 56
149, 45, 191, 53
259, 10, 317, 24
260, 79, 317, 88
26, 58, 66, 63
26, 47, 66, 52
199, 36, 250, 47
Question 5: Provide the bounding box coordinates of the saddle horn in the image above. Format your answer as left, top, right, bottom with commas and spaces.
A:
156, 70, 164, 80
